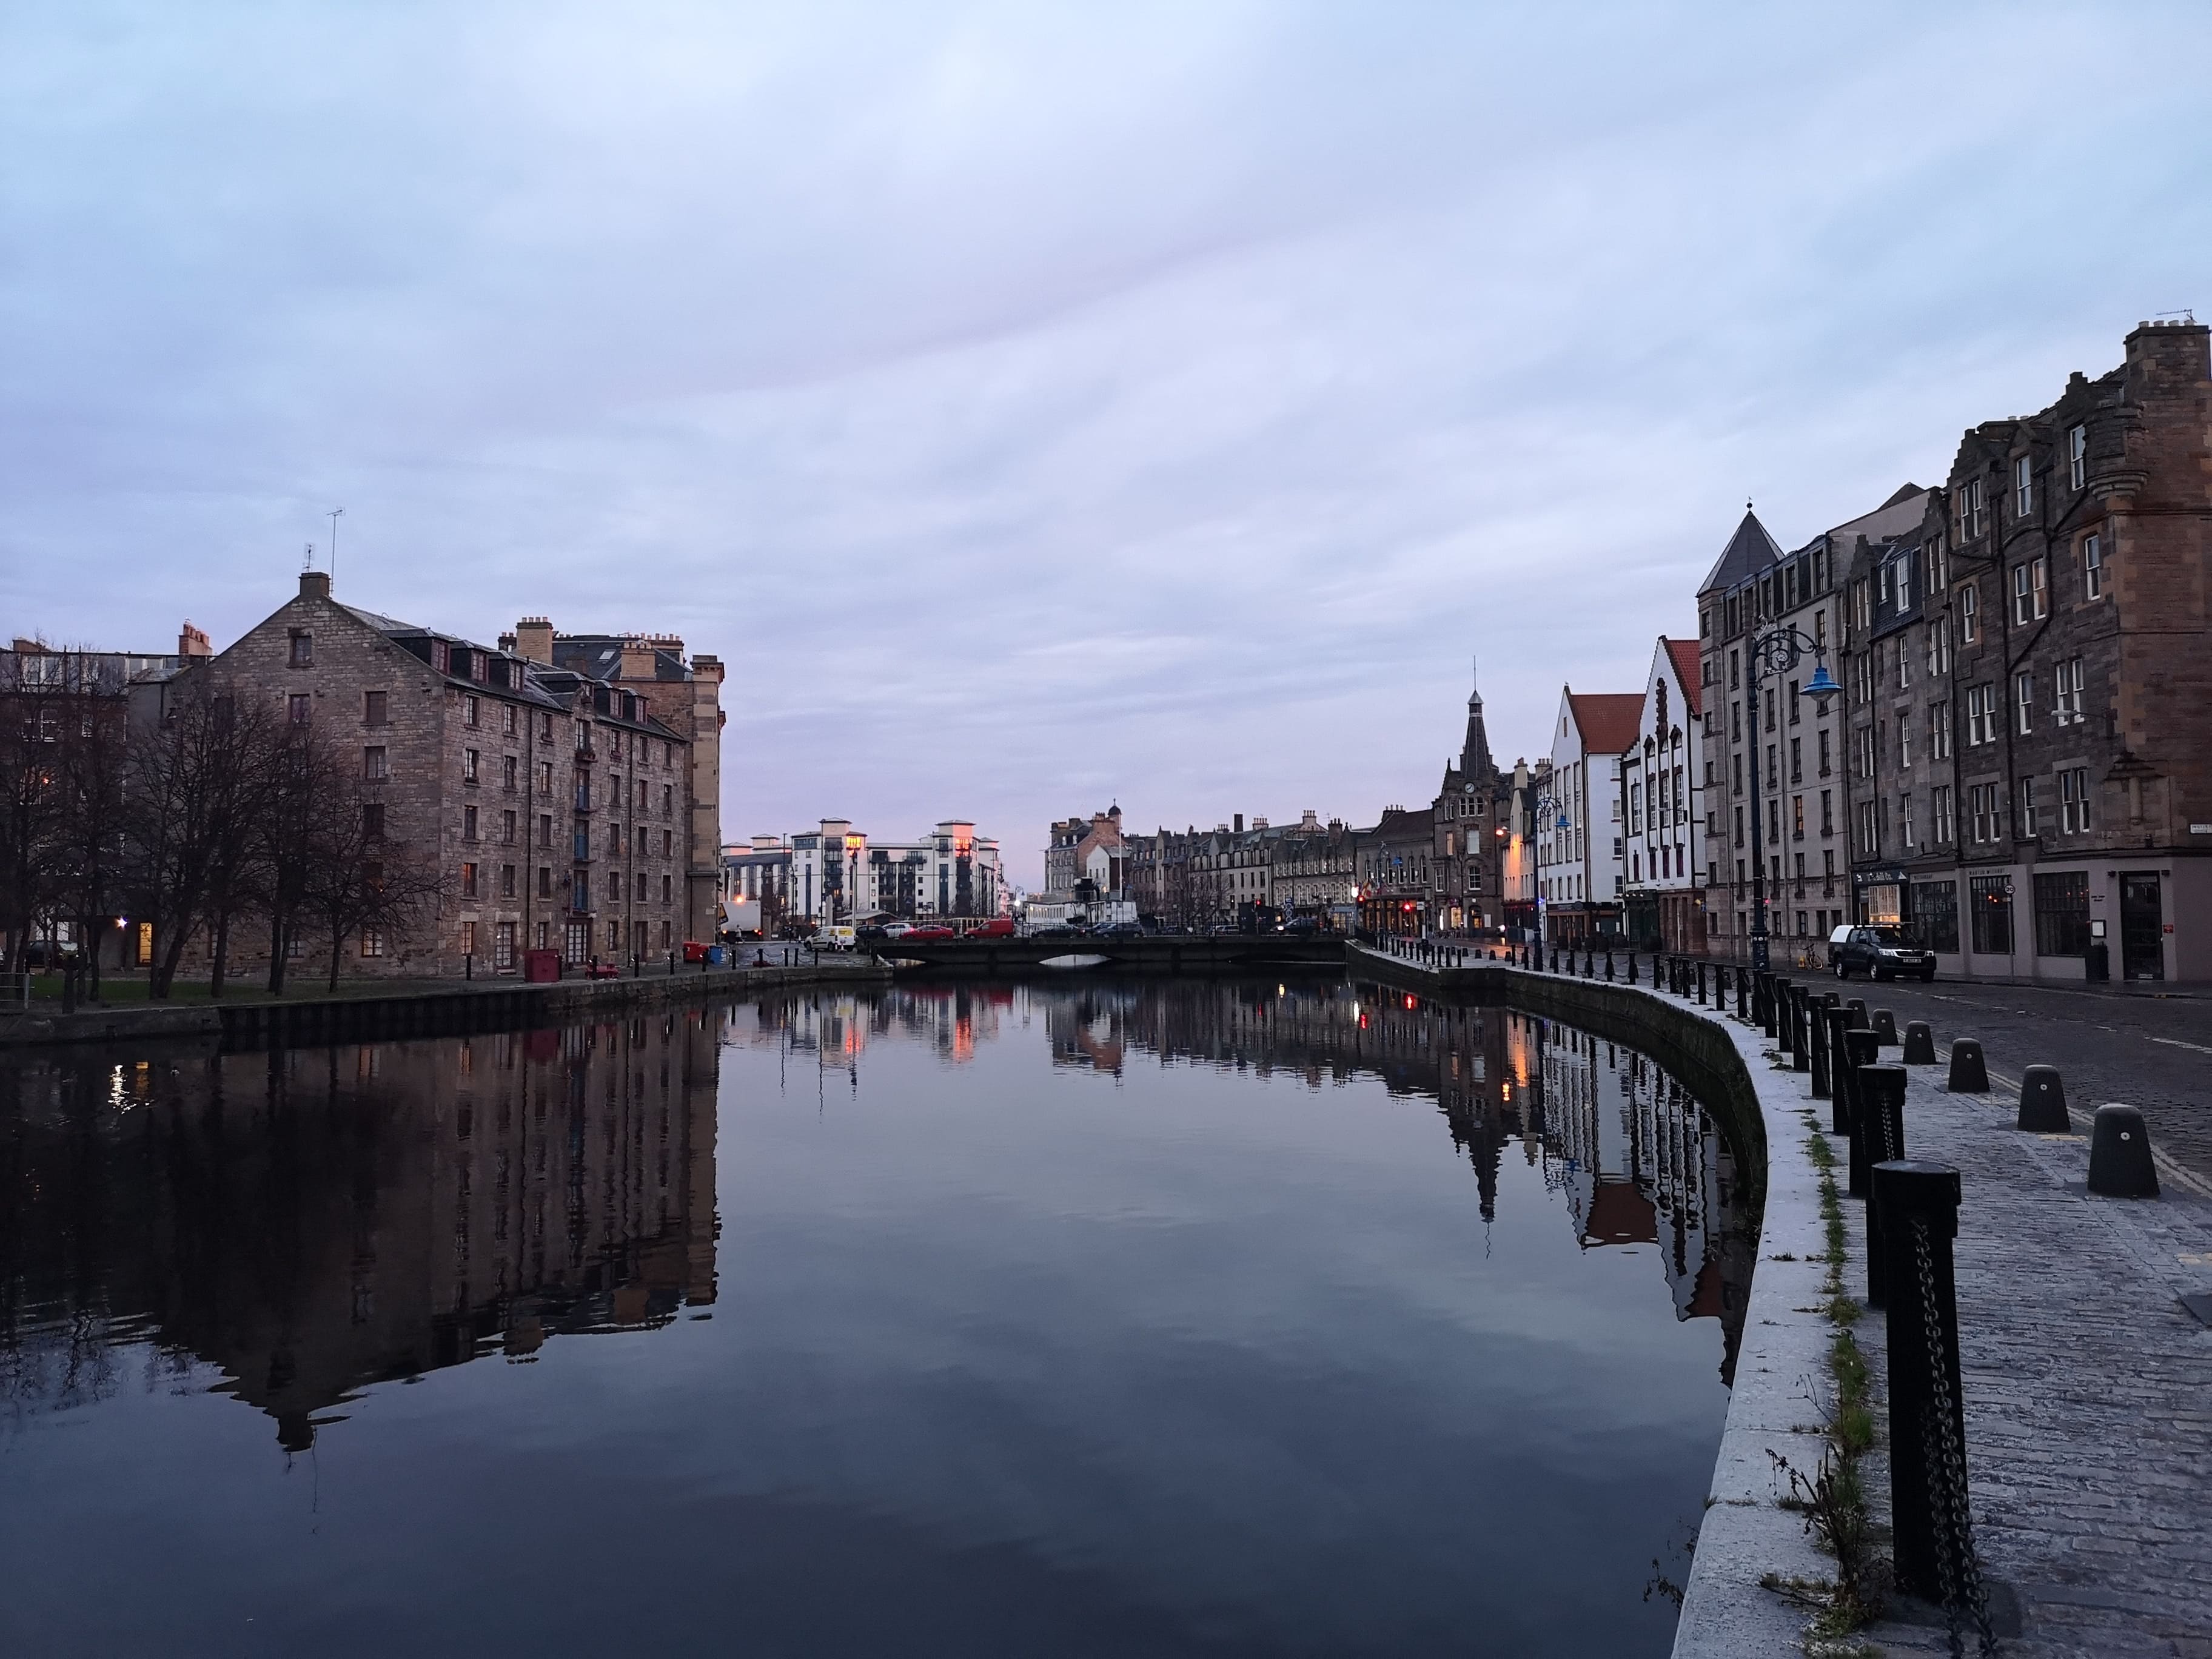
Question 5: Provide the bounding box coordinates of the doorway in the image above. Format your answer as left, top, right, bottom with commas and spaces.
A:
2120, 873, 2165, 980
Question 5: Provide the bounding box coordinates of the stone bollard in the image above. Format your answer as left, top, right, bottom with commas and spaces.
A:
1858, 1065, 1909, 1308
1842, 1028, 1881, 1198
1902, 1020, 1937, 1065
1626, 952, 1637, 985
2087, 1104, 2159, 1198
1823, 1005, 1853, 1134
1845, 996, 1868, 1030
1604, 950, 1615, 982
1873, 1159, 1976, 1609
1873, 1008, 1899, 1047
2017, 1065, 2070, 1133
1947, 1039, 1989, 1093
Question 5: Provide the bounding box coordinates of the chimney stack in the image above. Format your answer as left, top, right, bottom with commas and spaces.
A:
178, 622, 212, 658
1233, 814, 1244, 833
300, 570, 331, 601
515, 617, 555, 664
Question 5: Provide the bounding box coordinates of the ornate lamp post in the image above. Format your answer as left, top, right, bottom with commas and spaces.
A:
1742, 627, 1842, 969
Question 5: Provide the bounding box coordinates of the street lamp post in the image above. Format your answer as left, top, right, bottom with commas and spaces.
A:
1741, 626, 1842, 971
1530, 791, 1562, 946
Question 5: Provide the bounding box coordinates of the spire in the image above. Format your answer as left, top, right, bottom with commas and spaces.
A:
1460, 652, 1495, 782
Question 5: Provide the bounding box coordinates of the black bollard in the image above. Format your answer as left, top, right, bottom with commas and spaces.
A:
1858, 1066, 1908, 1308
1738, 965, 1752, 1018
1873, 1158, 1976, 1609
1758, 972, 1777, 1039
1902, 1019, 1937, 1065
1809, 994, 1831, 1098
1842, 1028, 1880, 1198
1823, 1006, 1852, 1133
1791, 984, 1812, 1071
1626, 952, 1638, 985
2017, 1065, 2070, 1133
1581, 950, 1593, 979
1775, 977, 1800, 1066
1604, 950, 1614, 982
2087, 1104, 2159, 1197
1697, 959, 1709, 1006
1845, 996, 1868, 1030
1947, 1039, 1989, 1093
1874, 1008, 1899, 1047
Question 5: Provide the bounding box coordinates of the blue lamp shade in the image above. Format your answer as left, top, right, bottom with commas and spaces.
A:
1804, 662, 1843, 706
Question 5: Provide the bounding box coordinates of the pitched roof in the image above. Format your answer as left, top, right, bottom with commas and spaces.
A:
1697, 509, 1785, 594
1664, 637, 1703, 718
1568, 692, 1643, 754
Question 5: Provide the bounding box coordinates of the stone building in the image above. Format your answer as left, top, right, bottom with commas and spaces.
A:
1270, 811, 1358, 927
508, 620, 723, 947
1356, 805, 1433, 936
769, 819, 1004, 923
1840, 321, 2212, 983
1500, 758, 1547, 937
1696, 489, 1927, 962
1621, 637, 1707, 952
1428, 668, 1507, 934
1044, 807, 1123, 898
156, 571, 716, 977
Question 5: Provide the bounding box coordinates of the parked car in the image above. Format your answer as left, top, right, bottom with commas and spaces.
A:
903, 925, 957, 942
880, 921, 917, 939
965, 917, 1017, 939
1096, 920, 1143, 937
1828, 923, 1936, 982
1285, 917, 1320, 936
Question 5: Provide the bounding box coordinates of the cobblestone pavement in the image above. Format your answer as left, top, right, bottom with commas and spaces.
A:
1818, 1047, 2212, 1657
1803, 973, 2212, 1193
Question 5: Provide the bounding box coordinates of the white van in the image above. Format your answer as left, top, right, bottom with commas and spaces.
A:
813, 925, 858, 952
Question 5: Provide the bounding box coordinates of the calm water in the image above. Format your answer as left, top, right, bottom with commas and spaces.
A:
0, 977, 1749, 1658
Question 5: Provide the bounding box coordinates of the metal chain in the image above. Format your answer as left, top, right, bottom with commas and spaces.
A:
1912, 1218, 1999, 1655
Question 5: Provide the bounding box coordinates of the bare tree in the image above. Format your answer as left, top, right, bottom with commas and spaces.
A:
51, 681, 130, 999
258, 723, 352, 996
0, 647, 66, 973
304, 799, 443, 991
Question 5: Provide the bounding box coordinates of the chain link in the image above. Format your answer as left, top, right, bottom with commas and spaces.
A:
1911, 1218, 1999, 1655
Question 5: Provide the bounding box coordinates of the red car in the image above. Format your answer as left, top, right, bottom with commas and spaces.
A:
903, 925, 957, 942
964, 918, 1016, 939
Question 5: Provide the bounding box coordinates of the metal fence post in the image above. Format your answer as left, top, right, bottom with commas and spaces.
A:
1874, 1158, 1992, 1647
1858, 1064, 1908, 1308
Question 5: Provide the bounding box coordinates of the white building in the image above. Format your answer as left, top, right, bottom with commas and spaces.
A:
1537, 689, 1641, 947
1621, 638, 1708, 952
728, 819, 1004, 923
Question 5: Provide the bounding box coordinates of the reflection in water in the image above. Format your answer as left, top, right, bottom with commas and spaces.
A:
1, 1014, 718, 1450
0, 979, 1751, 1659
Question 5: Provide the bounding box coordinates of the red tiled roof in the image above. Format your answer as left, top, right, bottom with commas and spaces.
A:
1568, 692, 1643, 755
1664, 637, 1703, 718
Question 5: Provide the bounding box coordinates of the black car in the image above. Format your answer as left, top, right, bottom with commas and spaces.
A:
1829, 924, 1936, 982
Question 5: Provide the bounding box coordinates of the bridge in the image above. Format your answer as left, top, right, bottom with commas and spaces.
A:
880, 933, 1349, 974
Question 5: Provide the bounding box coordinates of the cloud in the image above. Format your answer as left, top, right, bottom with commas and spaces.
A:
5, 1, 2210, 882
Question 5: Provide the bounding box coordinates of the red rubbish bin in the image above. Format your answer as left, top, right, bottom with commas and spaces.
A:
521, 949, 561, 984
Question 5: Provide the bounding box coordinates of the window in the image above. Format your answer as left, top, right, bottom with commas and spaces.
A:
1965, 685, 1994, 746
608, 920, 623, 953
494, 921, 517, 970
1929, 700, 1952, 760
2069, 424, 2086, 491
1918, 880, 1960, 952
500, 863, 516, 897
662, 830, 672, 858
1731, 702, 1741, 742
1788, 679, 1801, 725
1899, 720, 1912, 769
2033, 871, 2090, 957
1789, 736, 1802, 783
463, 748, 479, 783
2015, 672, 2034, 734
460, 920, 477, 956
363, 745, 388, 780
2082, 534, 2103, 600
2054, 657, 2085, 725
662, 874, 672, 903
1900, 793, 1914, 849
2014, 455, 2033, 520
503, 754, 517, 790
2059, 767, 2092, 833
662, 783, 674, 817
289, 631, 312, 667
461, 861, 478, 897
537, 760, 552, 793
1956, 477, 1985, 540
463, 805, 478, 841
1817, 729, 1831, 775
1970, 875, 2014, 954
1792, 794, 1805, 838
1932, 785, 1954, 845
1857, 799, 1879, 856
289, 692, 312, 723
364, 689, 388, 726
501, 809, 516, 844
464, 695, 480, 728
1968, 782, 2006, 844
2012, 558, 2048, 625
1897, 643, 1911, 691
1819, 789, 1834, 836
503, 703, 517, 736
2016, 776, 2037, 839
363, 802, 385, 839
1960, 583, 1977, 642
538, 865, 552, 898
538, 813, 552, 846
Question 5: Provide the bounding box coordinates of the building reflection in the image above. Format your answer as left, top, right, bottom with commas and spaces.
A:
0, 1013, 718, 1450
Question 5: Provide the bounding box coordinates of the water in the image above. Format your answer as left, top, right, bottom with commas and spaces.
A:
0, 976, 1749, 1657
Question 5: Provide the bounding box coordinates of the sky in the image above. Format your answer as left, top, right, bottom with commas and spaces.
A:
6, 2, 2211, 887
